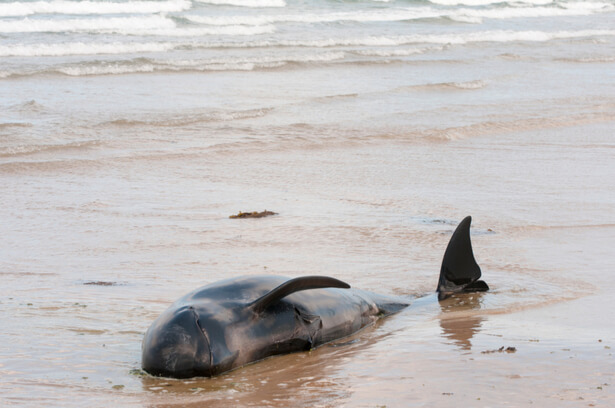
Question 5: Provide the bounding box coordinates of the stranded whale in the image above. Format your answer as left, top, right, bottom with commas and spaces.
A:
142, 216, 488, 378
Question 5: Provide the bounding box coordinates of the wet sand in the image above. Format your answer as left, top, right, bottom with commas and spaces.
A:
3, 0, 615, 402
2, 111, 614, 406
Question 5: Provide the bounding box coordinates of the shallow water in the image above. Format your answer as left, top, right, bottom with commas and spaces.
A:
2, 0, 615, 406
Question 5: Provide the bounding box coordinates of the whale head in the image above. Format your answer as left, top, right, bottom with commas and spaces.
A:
141, 275, 352, 378
141, 305, 211, 378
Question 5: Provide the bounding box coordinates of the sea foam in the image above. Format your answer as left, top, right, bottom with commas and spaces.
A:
186, 4, 613, 27
0, 0, 191, 17
429, 0, 553, 5
0, 15, 176, 34
187, 8, 450, 26
195, 0, 286, 8
0, 42, 176, 57
230, 29, 615, 48
0, 16, 275, 36
451, 3, 614, 21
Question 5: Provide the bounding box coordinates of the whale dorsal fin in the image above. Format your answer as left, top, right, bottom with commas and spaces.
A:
250, 276, 350, 314
437, 216, 488, 300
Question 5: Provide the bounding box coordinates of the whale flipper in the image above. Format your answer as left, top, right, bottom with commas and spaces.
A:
437, 216, 489, 300
250, 276, 351, 314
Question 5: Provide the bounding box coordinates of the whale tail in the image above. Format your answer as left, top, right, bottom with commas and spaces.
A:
436, 216, 489, 301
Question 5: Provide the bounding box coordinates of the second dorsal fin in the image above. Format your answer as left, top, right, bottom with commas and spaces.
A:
437, 216, 488, 300
250, 276, 350, 314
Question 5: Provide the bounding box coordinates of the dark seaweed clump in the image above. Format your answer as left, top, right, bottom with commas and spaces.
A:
83, 281, 117, 286
229, 210, 277, 219
481, 346, 517, 354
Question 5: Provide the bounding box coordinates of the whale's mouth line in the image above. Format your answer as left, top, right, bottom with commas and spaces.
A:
191, 307, 213, 376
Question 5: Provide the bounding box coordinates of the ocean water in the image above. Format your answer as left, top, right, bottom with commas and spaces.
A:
1, 0, 615, 406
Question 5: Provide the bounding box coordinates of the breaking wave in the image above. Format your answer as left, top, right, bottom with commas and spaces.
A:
0, 42, 176, 57
0, 16, 276, 36
0, 0, 191, 17
195, 0, 285, 7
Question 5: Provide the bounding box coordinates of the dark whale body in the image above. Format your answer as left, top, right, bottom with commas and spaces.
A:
142, 216, 488, 378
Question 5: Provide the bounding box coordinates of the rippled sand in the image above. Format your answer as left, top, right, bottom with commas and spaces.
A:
2, 102, 614, 405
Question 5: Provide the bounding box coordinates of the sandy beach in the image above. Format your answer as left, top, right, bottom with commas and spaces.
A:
2, 0, 615, 406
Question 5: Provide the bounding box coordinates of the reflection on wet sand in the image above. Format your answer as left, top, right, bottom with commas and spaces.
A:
140, 352, 346, 407
438, 293, 486, 351
138, 323, 387, 407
